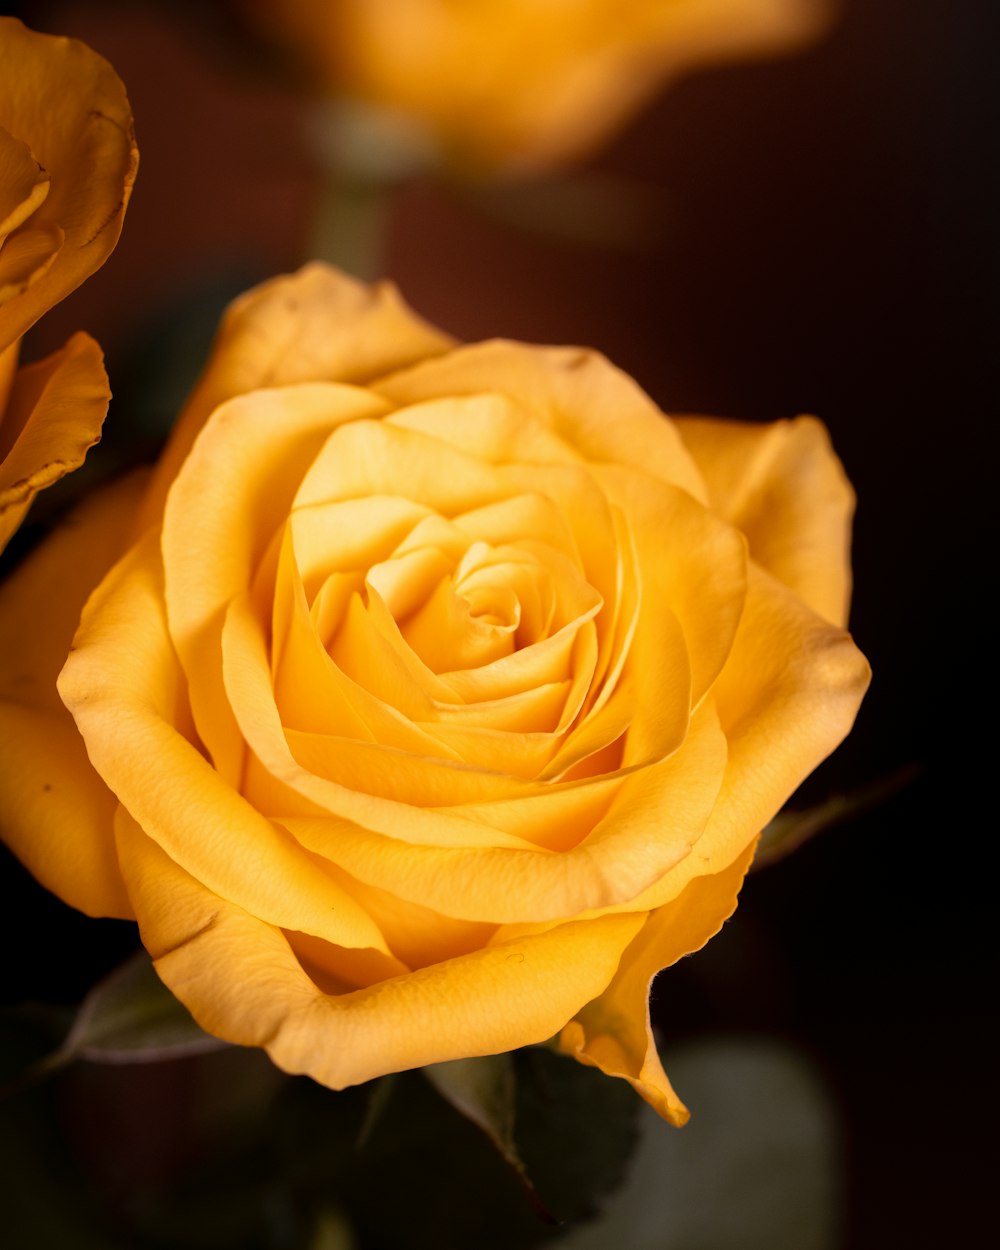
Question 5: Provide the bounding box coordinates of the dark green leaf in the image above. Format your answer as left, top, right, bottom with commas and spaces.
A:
61, 948, 226, 1064
424, 1055, 552, 1220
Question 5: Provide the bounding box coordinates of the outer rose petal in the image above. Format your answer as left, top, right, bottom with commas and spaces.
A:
617, 562, 870, 917
559, 842, 757, 1125
115, 806, 647, 1088
0, 470, 148, 916
676, 415, 854, 627
0, 332, 110, 552
59, 532, 402, 964
375, 340, 707, 503
138, 265, 452, 531
0, 17, 137, 350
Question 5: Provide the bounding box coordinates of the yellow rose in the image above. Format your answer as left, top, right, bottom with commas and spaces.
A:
0, 17, 137, 551
0, 264, 868, 1122
243, 0, 833, 174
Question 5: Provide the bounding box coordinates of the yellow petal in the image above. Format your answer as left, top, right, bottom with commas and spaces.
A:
676, 415, 855, 627
0, 470, 148, 916
160, 383, 390, 781
614, 562, 870, 917
594, 465, 748, 708
0, 332, 109, 551
58, 530, 398, 961
117, 812, 647, 1088
558, 841, 757, 1126
0, 17, 137, 350
279, 704, 727, 924
138, 264, 452, 530
376, 341, 707, 502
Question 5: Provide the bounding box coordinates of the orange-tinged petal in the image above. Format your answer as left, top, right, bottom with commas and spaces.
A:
0, 222, 63, 303
0, 332, 109, 551
116, 811, 647, 1088
0, 470, 148, 916
138, 264, 452, 530
0, 17, 137, 350
0, 339, 17, 411
0, 123, 49, 241
676, 415, 855, 627
558, 841, 757, 1125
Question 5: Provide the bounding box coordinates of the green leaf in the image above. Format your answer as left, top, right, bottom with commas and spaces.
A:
424, 1055, 517, 1165
424, 1055, 554, 1222
513, 1047, 640, 1225
61, 948, 226, 1065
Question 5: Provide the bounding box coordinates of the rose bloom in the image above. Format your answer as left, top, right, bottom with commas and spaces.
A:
0, 17, 136, 552
242, 0, 833, 174
0, 265, 868, 1122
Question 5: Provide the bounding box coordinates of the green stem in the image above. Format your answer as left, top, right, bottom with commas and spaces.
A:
307, 166, 394, 281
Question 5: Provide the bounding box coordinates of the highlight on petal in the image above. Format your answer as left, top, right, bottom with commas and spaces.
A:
0, 332, 110, 551
0, 16, 137, 349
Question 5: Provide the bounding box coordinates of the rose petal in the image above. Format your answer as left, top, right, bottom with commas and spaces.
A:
558, 841, 757, 1126
0, 17, 137, 350
0, 221, 63, 302
139, 264, 452, 529
161, 383, 390, 781
599, 562, 871, 918
117, 812, 648, 1088
59, 531, 401, 961
0, 123, 49, 240
279, 704, 726, 923
0, 332, 109, 551
375, 341, 707, 502
676, 415, 855, 626
0, 470, 148, 916
594, 464, 748, 708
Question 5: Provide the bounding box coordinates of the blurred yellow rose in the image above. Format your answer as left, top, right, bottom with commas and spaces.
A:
0, 264, 868, 1122
0, 17, 137, 551
243, 0, 834, 174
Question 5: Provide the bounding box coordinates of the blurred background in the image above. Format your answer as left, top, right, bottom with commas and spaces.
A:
1, 0, 994, 1246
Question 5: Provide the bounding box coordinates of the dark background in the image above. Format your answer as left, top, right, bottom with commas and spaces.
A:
1, 1, 995, 1245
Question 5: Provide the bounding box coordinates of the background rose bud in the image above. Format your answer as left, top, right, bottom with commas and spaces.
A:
0, 17, 136, 551
240, 0, 835, 175
0, 264, 868, 1120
